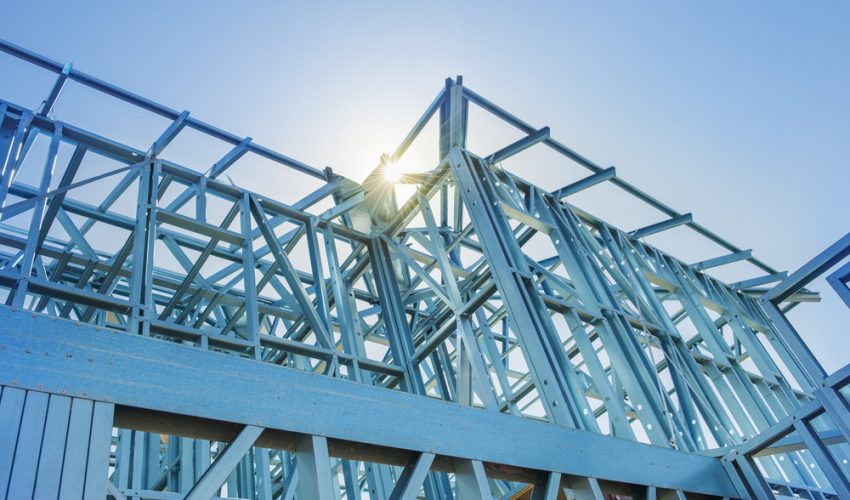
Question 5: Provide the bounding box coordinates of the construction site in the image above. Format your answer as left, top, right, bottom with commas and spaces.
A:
0, 37, 849, 499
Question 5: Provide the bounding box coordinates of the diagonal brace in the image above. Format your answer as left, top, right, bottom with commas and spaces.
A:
185, 425, 264, 500
249, 194, 334, 349
389, 452, 435, 500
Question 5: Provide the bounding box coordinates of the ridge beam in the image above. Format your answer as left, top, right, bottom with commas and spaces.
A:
552, 166, 616, 199
691, 249, 752, 271
630, 213, 692, 239
487, 127, 550, 164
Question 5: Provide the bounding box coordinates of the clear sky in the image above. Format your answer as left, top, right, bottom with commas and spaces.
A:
1, 1, 848, 371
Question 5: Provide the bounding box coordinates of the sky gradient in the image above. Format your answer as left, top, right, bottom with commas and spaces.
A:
1, 1, 848, 370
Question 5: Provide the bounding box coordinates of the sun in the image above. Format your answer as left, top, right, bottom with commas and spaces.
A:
383, 163, 402, 183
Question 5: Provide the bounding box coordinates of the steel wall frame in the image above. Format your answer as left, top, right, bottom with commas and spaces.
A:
0, 38, 848, 499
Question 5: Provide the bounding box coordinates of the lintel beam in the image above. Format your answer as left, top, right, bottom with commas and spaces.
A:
0, 307, 738, 498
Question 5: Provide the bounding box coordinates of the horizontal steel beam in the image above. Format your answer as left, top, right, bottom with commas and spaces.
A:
755, 428, 846, 456
0, 307, 737, 497
730, 272, 788, 290
0, 38, 326, 180
487, 127, 550, 164
0, 100, 369, 245
691, 249, 752, 271
630, 214, 693, 239
462, 85, 779, 275
551, 166, 616, 199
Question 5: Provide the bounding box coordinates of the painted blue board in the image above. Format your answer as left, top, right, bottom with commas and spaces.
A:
7, 390, 50, 497
33, 394, 73, 499
58, 397, 93, 500
0, 307, 737, 497
0, 386, 26, 499
83, 401, 115, 499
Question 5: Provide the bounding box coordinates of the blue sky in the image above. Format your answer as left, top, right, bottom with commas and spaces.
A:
1, 1, 848, 370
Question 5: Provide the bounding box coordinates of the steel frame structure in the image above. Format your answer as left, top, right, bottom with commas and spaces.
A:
0, 38, 848, 499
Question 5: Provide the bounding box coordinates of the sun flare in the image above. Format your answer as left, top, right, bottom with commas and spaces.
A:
383, 163, 402, 183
